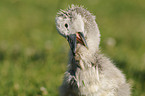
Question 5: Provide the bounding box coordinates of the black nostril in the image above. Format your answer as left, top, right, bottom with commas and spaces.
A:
66, 35, 69, 41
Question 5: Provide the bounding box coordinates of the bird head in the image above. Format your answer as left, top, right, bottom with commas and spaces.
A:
55, 5, 100, 56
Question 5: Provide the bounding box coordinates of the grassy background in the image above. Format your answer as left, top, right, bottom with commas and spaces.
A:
0, 0, 145, 96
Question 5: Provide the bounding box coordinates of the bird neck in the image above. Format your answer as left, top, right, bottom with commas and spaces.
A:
68, 50, 100, 89
69, 48, 99, 70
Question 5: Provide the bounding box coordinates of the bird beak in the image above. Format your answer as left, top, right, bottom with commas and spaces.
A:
66, 32, 88, 56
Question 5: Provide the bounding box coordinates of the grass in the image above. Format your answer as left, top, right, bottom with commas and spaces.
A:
0, 0, 145, 95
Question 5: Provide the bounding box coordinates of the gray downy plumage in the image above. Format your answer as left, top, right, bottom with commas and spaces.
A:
55, 5, 131, 96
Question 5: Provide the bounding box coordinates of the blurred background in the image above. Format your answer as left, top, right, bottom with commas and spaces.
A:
0, 0, 145, 96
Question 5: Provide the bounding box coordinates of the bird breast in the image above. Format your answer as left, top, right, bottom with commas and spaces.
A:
74, 66, 118, 96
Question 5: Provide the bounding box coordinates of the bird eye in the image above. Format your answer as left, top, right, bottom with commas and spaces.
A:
65, 23, 68, 28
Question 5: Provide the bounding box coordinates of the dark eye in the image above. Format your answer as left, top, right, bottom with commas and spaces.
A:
65, 23, 68, 28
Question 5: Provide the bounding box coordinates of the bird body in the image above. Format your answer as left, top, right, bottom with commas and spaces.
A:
55, 5, 131, 96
